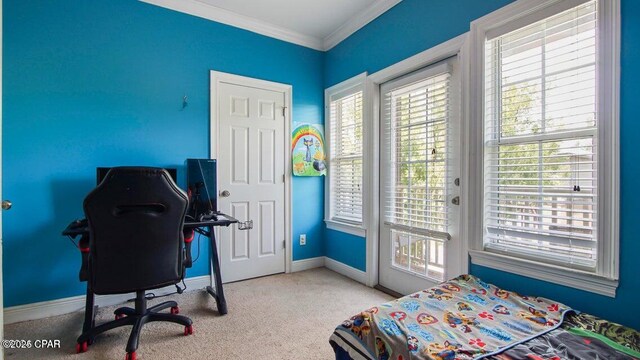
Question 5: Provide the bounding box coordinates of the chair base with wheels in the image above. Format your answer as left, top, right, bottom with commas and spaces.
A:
73, 167, 195, 359
76, 289, 193, 359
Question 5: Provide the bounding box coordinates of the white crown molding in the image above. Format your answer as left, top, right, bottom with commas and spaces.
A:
140, 0, 402, 51
323, 0, 402, 51
140, 0, 324, 50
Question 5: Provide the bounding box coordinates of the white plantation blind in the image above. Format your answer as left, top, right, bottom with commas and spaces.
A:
329, 88, 364, 223
483, 0, 599, 269
383, 65, 452, 240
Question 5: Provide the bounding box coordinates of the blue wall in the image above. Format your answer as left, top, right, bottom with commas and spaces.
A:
324, 0, 639, 330
4, 0, 638, 330
323, 0, 515, 270
2, 0, 324, 307
325, 229, 366, 271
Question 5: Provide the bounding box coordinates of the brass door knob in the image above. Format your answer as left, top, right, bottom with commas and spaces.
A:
2, 200, 12, 210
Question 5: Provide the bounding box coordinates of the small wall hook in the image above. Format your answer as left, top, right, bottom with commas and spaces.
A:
182, 95, 188, 110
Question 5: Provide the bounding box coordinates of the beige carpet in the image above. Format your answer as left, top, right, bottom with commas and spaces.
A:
4, 268, 393, 360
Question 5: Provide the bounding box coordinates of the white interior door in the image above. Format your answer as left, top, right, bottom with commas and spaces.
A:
378, 57, 463, 295
215, 78, 286, 283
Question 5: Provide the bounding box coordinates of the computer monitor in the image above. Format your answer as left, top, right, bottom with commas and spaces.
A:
96, 167, 178, 186
186, 159, 218, 220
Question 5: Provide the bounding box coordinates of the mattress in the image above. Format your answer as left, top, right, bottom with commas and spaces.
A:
329, 275, 639, 360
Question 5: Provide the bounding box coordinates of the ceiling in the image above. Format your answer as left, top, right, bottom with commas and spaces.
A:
197, 0, 375, 39
142, 0, 402, 51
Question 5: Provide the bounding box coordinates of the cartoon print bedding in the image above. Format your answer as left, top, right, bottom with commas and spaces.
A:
329, 274, 573, 360
487, 312, 640, 360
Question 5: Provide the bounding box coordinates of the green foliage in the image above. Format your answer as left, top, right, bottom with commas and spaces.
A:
498, 85, 566, 189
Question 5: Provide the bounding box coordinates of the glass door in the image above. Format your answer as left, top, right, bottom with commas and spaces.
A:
378, 57, 462, 295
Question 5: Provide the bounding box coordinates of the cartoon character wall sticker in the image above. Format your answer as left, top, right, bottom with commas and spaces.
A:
303, 137, 314, 162
291, 123, 326, 176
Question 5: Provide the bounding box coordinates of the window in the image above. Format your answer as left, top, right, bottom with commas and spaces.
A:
385, 69, 450, 234
470, 0, 619, 295
380, 61, 457, 282
325, 74, 366, 235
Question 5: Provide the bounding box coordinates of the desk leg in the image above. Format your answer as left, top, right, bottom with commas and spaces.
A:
205, 225, 228, 315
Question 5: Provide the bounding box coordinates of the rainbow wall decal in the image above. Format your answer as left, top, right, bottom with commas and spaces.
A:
292, 124, 324, 151
291, 123, 326, 177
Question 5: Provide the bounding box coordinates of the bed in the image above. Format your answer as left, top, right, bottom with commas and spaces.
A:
329, 275, 639, 360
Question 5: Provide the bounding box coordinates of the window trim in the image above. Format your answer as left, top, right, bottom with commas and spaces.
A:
324, 72, 368, 237
325, 219, 366, 237
468, 0, 620, 296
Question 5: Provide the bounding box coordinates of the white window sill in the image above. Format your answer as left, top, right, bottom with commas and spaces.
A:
469, 250, 618, 297
325, 219, 366, 237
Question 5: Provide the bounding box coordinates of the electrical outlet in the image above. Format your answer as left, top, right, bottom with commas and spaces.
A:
299, 234, 306, 246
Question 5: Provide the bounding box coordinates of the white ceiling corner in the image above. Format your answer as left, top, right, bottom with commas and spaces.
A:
323, 0, 401, 50
140, 0, 402, 51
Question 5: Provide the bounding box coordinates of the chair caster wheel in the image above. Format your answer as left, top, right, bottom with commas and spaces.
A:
184, 325, 194, 336
76, 341, 88, 353
170, 306, 180, 314
125, 351, 137, 360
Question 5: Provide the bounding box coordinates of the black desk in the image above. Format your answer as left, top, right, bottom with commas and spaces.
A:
182, 214, 238, 315
63, 212, 238, 330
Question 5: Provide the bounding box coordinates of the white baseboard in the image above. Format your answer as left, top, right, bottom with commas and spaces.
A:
4, 275, 211, 325
291, 256, 325, 272
324, 257, 368, 285
291, 256, 368, 285
6, 257, 370, 325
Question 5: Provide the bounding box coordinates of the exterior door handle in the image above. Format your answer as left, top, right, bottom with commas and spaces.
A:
220, 190, 231, 198
2, 200, 12, 210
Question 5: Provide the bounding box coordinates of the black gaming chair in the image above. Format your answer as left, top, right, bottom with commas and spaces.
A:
76, 167, 194, 360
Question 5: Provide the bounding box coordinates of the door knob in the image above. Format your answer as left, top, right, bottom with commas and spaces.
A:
220, 190, 231, 198
2, 200, 12, 210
